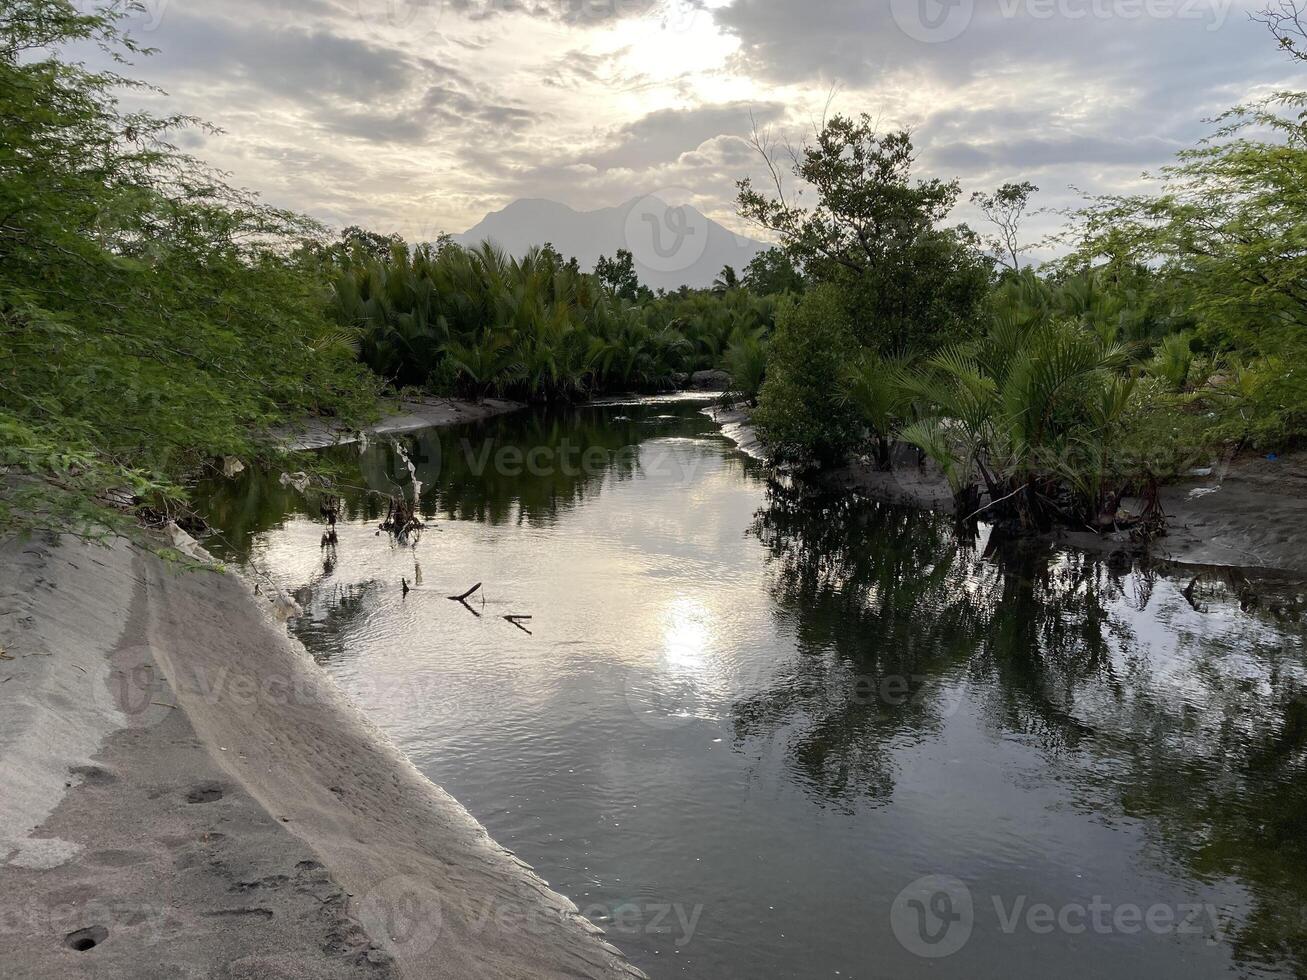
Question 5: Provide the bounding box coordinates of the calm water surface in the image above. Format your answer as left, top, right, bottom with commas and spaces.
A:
198, 399, 1307, 979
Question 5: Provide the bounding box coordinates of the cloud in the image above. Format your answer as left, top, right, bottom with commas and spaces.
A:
144, 12, 425, 103
586, 100, 784, 169
714, 0, 1273, 90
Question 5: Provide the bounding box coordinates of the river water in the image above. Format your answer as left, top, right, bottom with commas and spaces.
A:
197, 397, 1307, 979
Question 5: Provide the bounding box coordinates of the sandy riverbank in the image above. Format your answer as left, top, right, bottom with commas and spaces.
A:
0, 395, 643, 980
279, 396, 522, 451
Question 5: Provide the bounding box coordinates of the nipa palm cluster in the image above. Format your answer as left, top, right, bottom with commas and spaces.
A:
329, 242, 778, 402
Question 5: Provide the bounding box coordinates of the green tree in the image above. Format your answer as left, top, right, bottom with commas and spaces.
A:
743, 247, 804, 296
1063, 89, 1307, 445
753, 286, 861, 468
595, 248, 645, 301
339, 226, 405, 260
738, 115, 992, 354
840, 353, 913, 470
0, 0, 377, 536
724, 327, 769, 405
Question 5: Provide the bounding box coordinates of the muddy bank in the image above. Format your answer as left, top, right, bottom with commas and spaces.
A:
826, 451, 1307, 577
280, 396, 521, 452
704, 405, 1307, 577
0, 532, 645, 980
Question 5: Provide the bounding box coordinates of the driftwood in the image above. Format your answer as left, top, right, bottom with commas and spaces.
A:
504, 615, 533, 635
448, 582, 483, 618
442, 584, 535, 633
448, 583, 482, 603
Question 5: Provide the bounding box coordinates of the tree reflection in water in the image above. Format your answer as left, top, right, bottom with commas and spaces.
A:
197, 404, 708, 552
744, 477, 1307, 974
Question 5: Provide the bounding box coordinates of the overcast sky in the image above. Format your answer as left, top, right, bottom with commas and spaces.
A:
104, 0, 1295, 252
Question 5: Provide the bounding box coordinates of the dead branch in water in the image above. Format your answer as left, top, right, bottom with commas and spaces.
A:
448, 583, 482, 602
504, 615, 533, 635
448, 582, 483, 618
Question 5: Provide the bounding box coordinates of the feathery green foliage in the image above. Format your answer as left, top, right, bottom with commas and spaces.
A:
1059, 88, 1307, 448
0, 0, 378, 537
840, 353, 914, 469
899, 296, 1138, 524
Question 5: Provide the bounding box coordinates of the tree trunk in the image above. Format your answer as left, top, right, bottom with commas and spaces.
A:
876, 435, 893, 471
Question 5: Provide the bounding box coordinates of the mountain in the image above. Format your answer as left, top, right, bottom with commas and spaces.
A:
453, 197, 770, 292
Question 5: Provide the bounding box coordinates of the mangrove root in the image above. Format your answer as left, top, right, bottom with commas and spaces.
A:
380, 496, 424, 543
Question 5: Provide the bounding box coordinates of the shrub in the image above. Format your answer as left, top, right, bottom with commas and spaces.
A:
753, 286, 861, 468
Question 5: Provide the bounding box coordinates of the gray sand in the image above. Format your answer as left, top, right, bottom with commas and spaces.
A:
0, 531, 644, 979
279, 397, 521, 451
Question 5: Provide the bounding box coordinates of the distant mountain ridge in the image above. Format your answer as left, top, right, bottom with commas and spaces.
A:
453, 197, 770, 292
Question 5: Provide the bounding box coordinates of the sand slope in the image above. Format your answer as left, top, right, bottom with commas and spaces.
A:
0, 534, 645, 980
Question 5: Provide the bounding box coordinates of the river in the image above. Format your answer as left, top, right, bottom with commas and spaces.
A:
197, 397, 1307, 979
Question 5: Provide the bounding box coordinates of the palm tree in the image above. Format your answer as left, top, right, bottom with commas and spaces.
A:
712, 265, 740, 293
840, 352, 913, 469
900, 312, 1134, 526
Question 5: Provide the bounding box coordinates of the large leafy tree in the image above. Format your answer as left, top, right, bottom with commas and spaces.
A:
594, 248, 650, 302
737, 115, 993, 354
742, 247, 804, 296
